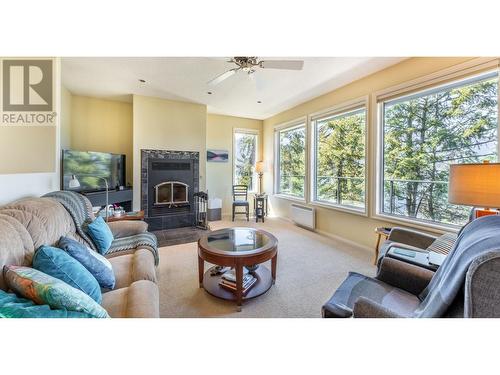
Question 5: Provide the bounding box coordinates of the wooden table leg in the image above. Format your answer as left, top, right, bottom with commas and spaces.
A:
271, 254, 277, 284
374, 234, 381, 265
235, 263, 243, 312
198, 254, 204, 288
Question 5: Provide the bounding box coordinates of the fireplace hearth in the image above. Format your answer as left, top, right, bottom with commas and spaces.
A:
141, 149, 199, 231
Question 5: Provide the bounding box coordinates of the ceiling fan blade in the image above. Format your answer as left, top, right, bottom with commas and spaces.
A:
259, 60, 304, 70
207, 68, 238, 86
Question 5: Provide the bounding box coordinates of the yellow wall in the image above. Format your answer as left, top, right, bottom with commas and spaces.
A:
71, 95, 133, 186
263, 57, 476, 250
206, 114, 263, 215
60, 86, 72, 150
0, 58, 61, 204
133, 95, 207, 210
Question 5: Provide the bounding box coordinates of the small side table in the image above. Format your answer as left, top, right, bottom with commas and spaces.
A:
253, 194, 268, 223
374, 227, 391, 265
107, 210, 145, 222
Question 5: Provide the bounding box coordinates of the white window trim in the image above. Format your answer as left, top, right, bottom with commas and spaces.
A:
233, 128, 259, 193
371, 57, 500, 232
309, 96, 369, 216
273, 117, 308, 201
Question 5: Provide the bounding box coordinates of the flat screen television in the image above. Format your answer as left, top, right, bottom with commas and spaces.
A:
62, 150, 126, 193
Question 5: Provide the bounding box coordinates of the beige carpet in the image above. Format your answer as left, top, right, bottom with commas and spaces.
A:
157, 218, 376, 318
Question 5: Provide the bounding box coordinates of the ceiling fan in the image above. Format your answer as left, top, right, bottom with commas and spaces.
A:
207, 57, 304, 87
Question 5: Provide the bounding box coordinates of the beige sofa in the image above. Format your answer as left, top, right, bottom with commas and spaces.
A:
0, 196, 159, 318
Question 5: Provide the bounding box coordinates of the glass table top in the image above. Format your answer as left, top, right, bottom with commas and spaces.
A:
206, 228, 270, 252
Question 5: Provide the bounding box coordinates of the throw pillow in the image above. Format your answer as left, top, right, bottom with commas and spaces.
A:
58, 236, 116, 290
3, 266, 109, 318
86, 216, 114, 254
0, 289, 95, 318
32, 245, 102, 303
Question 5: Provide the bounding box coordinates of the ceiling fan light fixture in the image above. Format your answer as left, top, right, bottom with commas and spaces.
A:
207, 57, 304, 87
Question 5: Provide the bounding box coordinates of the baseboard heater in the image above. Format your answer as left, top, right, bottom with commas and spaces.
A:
290, 204, 315, 230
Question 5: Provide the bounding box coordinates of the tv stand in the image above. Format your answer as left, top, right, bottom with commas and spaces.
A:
82, 187, 133, 212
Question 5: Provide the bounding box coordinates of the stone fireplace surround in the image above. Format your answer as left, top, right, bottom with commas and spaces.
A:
141, 149, 199, 231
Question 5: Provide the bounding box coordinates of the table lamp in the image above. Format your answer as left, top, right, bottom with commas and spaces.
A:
68, 174, 110, 222
448, 162, 500, 218
256, 161, 265, 194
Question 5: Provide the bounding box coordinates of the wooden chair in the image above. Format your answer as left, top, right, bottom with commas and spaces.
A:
232, 185, 249, 221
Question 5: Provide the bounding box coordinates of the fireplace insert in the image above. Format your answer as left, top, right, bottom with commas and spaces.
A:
154, 181, 189, 206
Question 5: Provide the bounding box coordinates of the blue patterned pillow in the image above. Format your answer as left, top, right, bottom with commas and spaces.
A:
0, 289, 95, 318
86, 216, 114, 254
58, 236, 115, 290
3, 266, 109, 318
33, 246, 102, 303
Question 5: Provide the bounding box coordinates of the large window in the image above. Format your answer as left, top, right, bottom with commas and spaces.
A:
276, 123, 306, 198
233, 130, 258, 191
380, 71, 499, 226
313, 107, 366, 211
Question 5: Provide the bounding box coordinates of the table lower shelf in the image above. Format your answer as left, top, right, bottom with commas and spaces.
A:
202, 265, 273, 302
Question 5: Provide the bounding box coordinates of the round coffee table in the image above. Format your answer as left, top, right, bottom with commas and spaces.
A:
198, 227, 278, 310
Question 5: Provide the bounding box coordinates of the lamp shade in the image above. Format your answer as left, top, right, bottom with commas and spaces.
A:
68, 174, 80, 189
256, 161, 265, 174
448, 163, 500, 208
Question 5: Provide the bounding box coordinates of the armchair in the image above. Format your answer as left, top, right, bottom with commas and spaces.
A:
322, 215, 500, 318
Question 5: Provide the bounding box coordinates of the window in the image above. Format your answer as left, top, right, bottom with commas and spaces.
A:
312, 107, 366, 212
380, 71, 499, 226
233, 130, 258, 191
275, 123, 306, 198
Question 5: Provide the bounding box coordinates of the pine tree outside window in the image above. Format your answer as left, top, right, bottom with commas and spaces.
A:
312, 107, 366, 212
275, 123, 306, 198
380, 71, 499, 226
233, 130, 258, 191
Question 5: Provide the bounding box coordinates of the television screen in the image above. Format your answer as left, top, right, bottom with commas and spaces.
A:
62, 150, 126, 192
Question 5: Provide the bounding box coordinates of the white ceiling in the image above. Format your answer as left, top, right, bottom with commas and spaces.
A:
62, 57, 405, 120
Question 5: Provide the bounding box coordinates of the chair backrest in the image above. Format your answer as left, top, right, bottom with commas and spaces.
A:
414, 215, 500, 317
233, 185, 248, 201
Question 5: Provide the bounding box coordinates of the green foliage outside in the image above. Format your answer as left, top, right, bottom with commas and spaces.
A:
234, 133, 256, 190
278, 126, 306, 197
276, 74, 498, 226
383, 75, 498, 225
316, 110, 365, 208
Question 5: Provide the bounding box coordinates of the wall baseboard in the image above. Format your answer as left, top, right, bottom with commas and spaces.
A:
278, 215, 373, 255
314, 228, 373, 255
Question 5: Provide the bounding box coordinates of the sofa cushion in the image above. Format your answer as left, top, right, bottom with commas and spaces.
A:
107, 221, 148, 239
102, 280, 159, 318
3, 266, 109, 318
1, 198, 76, 249
0, 289, 94, 318
32, 245, 102, 303
322, 272, 420, 318
0, 214, 35, 291
58, 236, 115, 290
108, 249, 157, 289
86, 217, 114, 254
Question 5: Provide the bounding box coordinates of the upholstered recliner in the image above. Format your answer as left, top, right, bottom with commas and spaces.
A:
323, 215, 500, 318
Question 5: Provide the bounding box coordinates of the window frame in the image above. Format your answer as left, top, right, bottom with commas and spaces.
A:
372, 59, 500, 232
233, 128, 259, 193
310, 97, 369, 216
273, 117, 308, 202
